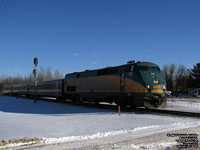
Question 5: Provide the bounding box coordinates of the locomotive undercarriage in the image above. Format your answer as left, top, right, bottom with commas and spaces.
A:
144, 95, 166, 109
69, 93, 166, 109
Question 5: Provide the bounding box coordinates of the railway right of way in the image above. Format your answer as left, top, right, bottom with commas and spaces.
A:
6, 94, 200, 119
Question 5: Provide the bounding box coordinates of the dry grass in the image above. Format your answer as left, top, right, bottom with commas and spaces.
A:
0, 137, 43, 147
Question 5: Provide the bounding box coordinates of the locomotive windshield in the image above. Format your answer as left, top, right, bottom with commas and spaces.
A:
151, 66, 160, 71
138, 66, 160, 72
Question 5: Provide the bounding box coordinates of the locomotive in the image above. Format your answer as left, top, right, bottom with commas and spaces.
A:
3, 61, 167, 109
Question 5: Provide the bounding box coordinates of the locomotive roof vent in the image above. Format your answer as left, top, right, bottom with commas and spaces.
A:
127, 60, 135, 64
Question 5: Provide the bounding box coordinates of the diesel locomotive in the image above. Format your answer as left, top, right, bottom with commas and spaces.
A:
3, 61, 167, 109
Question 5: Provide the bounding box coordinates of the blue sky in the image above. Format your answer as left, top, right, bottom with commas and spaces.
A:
0, 0, 200, 76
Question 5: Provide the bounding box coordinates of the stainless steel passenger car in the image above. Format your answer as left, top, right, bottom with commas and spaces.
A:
33, 79, 64, 98
12, 83, 28, 95
2, 79, 64, 99
2, 85, 12, 94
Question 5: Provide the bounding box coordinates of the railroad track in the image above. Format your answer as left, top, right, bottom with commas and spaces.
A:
2, 94, 200, 118
147, 108, 200, 118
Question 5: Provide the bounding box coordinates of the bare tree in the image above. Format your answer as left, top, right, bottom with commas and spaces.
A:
45, 67, 53, 81
0, 66, 63, 93
174, 65, 188, 92
162, 64, 169, 86
37, 67, 45, 82
54, 69, 63, 79
162, 64, 176, 92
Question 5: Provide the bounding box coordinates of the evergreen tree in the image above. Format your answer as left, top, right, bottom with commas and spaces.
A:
188, 63, 200, 88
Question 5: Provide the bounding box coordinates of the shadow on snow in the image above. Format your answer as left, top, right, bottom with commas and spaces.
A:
0, 96, 116, 115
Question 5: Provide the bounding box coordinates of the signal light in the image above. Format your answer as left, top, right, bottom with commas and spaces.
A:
34, 57, 38, 65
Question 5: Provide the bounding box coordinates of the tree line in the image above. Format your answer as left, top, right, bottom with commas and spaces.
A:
162, 62, 200, 94
0, 67, 63, 93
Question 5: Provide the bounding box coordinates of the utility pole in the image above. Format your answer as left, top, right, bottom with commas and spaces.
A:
33, 57, 38, 103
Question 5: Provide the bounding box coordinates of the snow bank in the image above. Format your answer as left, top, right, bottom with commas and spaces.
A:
44, 121, 200, 144
44, 125, 160, 144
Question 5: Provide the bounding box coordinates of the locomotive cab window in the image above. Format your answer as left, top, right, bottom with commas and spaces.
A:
126, 65, 134, 72
130, 65, 134, 72
138, 66, 149, 70
150, 67, 160, 71
138, 66, 160, 72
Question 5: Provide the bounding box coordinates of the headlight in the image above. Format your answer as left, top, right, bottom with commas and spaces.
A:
163, 85, 166, 89
147, 85, 150, 89
153, 80, 159, 84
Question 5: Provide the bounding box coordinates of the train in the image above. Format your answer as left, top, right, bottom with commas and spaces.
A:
3, 61, 167, 109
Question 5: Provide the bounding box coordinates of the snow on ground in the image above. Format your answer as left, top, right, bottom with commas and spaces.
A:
0, 96, 200, 149
128, 141, 177, 150
166, 98, 200, 112
168, 97, 200, 102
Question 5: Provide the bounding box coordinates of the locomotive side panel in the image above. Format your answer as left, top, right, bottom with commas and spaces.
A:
64, 64, 147, 106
